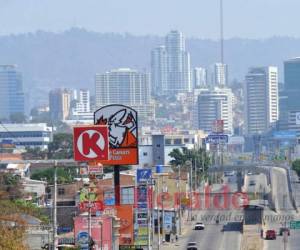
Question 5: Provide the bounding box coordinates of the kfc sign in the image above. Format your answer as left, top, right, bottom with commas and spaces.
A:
73, 126, 109, 161
94, 105, 139, 165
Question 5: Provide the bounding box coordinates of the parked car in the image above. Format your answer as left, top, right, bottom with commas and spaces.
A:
194, 222, 205, 230
279, 227, 290, 236
265, 230, 276, 240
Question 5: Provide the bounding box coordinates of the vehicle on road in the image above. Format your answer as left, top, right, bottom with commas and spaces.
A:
279, 227, 290, 236
187, 242, 197, 250
194, 222, 205, 230
265, 230, 276, 240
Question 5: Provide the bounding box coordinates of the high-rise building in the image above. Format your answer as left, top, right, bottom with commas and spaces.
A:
95, 68, 153, 120
196, 88, 234, 134
165, 30, 191, 93
151, 46, 168, 94
0, 65, 24, 120
245, 67, 279, 135
279, 58, 300, 135
214, 63, 228, 86
75, 89, 90, 113
193, 67, 207, 88
49, 88, 71, 121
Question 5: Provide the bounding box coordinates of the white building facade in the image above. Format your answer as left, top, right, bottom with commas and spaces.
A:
214, 63, 228, 86
0, 123, 53, 150
95, 68, 153, 120
196, 88, 234, 134
193, 67, 207, 88
245, 66, 279, 135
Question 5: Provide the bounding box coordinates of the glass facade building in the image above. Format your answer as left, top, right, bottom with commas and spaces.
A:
0, 65, 24, 120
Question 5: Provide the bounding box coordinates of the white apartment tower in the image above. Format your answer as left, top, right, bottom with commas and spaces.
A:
95, 68, 153, 119
245, 66, 279, 135
193, 67, 207, 88
214, 63, 228, 86
75, 89, 90, 113
151, 46, 168, 94
196, 88, 234, 134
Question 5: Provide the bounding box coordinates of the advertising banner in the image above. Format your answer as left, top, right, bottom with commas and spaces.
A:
74, 216, 112, 250
94, 105, 139, 165
116, 205, 134, 245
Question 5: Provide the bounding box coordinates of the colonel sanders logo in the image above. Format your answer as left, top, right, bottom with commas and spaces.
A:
94, 105, 138, 149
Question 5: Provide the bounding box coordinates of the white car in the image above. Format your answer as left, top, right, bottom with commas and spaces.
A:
187, 242, 198, 250
194, 222, 205, 230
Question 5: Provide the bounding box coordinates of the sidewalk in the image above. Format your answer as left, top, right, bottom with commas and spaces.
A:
161, 214, 192, 250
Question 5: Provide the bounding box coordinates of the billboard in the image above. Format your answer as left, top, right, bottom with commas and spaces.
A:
73, 125, 109, 162
74, 216, 112, 250
116, 205, 134, 245
94, 105, 139, 165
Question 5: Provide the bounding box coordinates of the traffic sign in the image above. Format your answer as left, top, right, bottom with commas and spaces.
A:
206, 134, 228, 144
290, 220, 300, 229
137, 169, 152, 184
73, 126, 109, 161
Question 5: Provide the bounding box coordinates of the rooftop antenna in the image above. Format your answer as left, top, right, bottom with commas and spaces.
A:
220, 0, 224, 65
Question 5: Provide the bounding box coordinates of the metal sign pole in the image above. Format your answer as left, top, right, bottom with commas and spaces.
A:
114, 165, 121, 205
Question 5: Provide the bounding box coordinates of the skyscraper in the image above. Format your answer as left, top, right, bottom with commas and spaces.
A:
214, 63, 228, 86
75, 89, 90, 113
95, 68, 153, 120
245, 67, 278, 135
279, 58, 300, 134
49, 88, 71, 121
151, 46, 168, 94
193, 67, 207, 88
196, 88, 234, 134
165, 30, 191, 93
0, 65, 24, 120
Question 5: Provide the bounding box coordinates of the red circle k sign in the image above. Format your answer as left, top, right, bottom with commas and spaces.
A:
73, 126, 109, 161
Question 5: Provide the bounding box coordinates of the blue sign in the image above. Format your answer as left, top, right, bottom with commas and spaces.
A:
273, 131, 297, 139
104, 197, 115, 205
76, 231, 89, 250
137, 169, 152, 183
206, 134, 228, 144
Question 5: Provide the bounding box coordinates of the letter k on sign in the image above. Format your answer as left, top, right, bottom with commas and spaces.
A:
73, 126, 109, 161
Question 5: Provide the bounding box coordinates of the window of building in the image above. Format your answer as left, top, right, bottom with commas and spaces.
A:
143, 152, 148, 156
58, 188, 65, 196
121, 187, 134, 205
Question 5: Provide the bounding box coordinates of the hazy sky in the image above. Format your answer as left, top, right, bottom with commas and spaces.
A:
1, 0, 300, 39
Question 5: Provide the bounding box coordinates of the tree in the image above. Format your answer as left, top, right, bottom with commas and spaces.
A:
169, 147, 210, 173
292, 159, 300, 176
47, 133, 73, 159
31, 167, 77, 184
9, 112, 27, 123
0, 173, 23, 200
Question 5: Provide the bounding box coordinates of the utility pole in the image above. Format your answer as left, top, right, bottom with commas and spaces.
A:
52, 160, 58, 250
178, 165, 182, 235
157, 178, 161, 250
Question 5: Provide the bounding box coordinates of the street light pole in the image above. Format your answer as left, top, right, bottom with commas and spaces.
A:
53, 160, 58, 250
178, 165, 182, 235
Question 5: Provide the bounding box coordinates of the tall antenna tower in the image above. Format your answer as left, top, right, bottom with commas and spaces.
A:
220, 0, 224, 65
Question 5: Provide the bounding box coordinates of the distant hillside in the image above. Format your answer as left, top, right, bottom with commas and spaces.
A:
0, 28, 300, 108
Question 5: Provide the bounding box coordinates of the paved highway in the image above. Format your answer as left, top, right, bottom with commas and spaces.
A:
162, 173, 242, 250
263, 167, 300, 250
